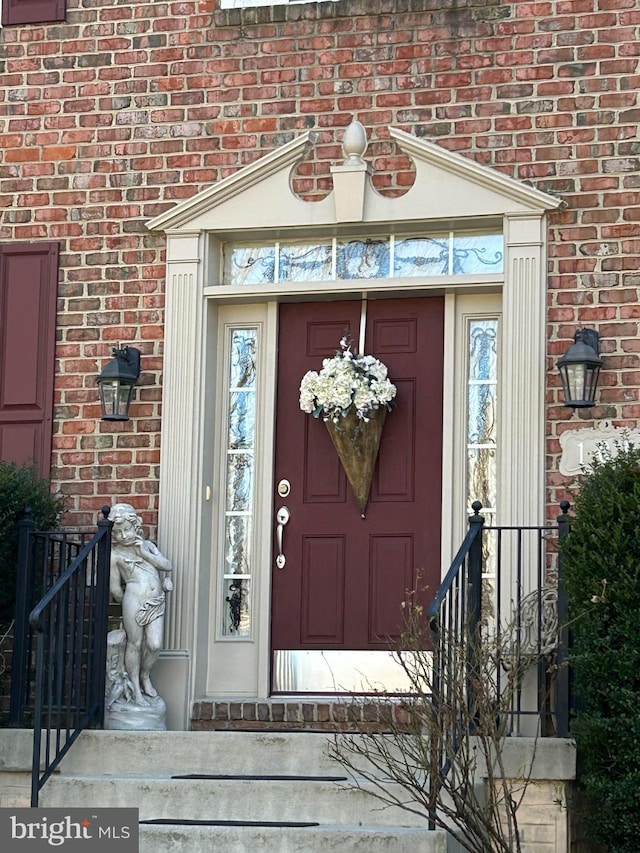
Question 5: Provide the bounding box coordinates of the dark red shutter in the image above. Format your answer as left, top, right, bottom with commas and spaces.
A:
0, 242, 58, 477
2, 0, 66, 25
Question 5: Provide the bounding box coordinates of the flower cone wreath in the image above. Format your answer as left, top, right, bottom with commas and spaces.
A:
299, 340, 397, 517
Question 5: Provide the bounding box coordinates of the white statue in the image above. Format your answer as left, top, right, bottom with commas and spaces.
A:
108, 503, 173, 708
105, 628, 135, 710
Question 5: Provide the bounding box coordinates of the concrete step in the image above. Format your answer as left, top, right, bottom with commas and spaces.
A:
39, 775, 428, 828
32, 729, 446, 851
57, 730, 344, 777
139, 823, 446, 853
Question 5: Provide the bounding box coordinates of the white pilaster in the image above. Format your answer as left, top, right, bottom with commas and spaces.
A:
501, 214, 547, 529
155, 234, 204, 724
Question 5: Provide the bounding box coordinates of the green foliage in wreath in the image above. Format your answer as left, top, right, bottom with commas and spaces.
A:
0, 461, 65, 623
561, 442, 640, 852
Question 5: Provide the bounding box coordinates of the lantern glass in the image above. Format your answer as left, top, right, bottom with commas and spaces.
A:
557, 329, 602, 408
99, 379, 135, 420
97, 346, 141, 421
560, 363, 600, 408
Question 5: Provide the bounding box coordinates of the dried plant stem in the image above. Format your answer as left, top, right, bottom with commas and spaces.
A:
329, 604, 549, 852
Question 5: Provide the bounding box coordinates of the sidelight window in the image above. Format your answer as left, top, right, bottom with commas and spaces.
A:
465, 316, 499, 581
220, 327, 259, 638
466, 317, 498, 523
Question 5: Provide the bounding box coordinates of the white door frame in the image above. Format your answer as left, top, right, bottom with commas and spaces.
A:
147, 127, 561, 726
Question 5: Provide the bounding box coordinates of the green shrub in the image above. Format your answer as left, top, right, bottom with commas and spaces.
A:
0, 461, 65, 623
561, 443, 640, 853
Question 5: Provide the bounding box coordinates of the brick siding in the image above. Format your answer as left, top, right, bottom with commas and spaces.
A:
191, 697, 413, 730
1, 0, 639, 527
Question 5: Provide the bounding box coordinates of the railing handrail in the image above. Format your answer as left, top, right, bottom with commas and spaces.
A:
29, 526, 110, 633
427, 521, 483, 620
29, 507, 112, 806
430, 511, 566, 622
10, 519, 99, 728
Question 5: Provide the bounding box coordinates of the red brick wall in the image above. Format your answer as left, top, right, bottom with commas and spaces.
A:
1, 0, 639, 527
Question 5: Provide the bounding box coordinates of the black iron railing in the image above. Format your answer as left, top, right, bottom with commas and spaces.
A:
10, 513, 94, 728
24, 508, 112, 807
426, 501, 572, 823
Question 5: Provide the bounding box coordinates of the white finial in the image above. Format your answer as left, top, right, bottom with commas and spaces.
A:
342, 119, 368, 165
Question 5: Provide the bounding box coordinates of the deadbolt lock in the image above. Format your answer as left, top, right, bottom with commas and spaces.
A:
277, 479, 291, 498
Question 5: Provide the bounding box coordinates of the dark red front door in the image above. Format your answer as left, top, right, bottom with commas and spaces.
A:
271, 296, 444, 653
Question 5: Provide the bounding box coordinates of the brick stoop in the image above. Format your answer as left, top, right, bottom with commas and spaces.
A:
191, 699, 412, 731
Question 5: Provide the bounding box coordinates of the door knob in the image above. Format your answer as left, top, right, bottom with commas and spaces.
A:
275, 506, 290, 569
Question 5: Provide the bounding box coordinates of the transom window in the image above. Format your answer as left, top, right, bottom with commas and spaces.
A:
223, 231, 503, 286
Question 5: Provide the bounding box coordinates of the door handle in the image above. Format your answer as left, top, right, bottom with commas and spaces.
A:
275, 506, 290, 569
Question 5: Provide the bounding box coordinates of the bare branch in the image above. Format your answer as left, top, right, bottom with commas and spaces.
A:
330, 605, 554, 852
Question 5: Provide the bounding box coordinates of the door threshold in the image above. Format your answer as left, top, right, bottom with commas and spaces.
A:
272, 649, 428, 693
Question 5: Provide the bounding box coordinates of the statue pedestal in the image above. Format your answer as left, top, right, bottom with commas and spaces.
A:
105, 695, 167, 731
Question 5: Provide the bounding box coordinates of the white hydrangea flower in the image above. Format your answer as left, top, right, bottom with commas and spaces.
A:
299, 370, 320, 413
353, 385, 375, 415
372, 378, 396, 405
299, 346, 397, 422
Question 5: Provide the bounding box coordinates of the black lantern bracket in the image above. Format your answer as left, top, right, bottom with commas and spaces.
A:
575, 328, 600, 357
557, 328, 603, 409
97, 345, 141, 421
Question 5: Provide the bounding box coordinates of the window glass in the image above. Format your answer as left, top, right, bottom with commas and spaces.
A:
223, 231, 503, 286
466, 318, 499, 521
336, 238, 389, 280
221, 328, 258, 638
226, 246, 275, 287
279, 241, 332, 282
453, 234, 504, 275
394, 236, 450, 277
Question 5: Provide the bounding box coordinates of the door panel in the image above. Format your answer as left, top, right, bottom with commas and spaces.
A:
272, 296, 444, 653
301, 536, 346, 644
303, 418, 346, 503
369, 535, 414, 643
372, 378, 415, 501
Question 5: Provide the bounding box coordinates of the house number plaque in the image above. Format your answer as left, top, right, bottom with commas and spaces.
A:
559, 424, 640, 476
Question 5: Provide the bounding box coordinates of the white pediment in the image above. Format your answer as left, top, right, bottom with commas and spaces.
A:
147, 125, 561, 234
